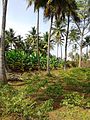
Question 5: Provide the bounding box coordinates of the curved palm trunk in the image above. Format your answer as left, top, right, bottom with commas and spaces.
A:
64, 15, 70, 70
0, 0, 8, 82
47, 16, 53, 75
37, 9, 40, 69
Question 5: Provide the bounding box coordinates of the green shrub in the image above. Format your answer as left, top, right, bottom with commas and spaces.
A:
6, 50, 31, 71
50, 56, 64, 69
25, 76, 48, 94
45, 83, 63, 98
64, 76, 81, 87
66, 61, 78, 68
35, 99, 53, 120
40, 56, 47, 70
61, 92, 84, 107
6, 50, 64, 71
62, 68, 90, 87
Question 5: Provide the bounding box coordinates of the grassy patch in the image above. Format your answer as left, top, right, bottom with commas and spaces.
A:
1, 68, 90, 119
49, 106, 90, 120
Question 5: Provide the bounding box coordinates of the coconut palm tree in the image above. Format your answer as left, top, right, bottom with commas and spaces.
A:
25, 27, 37, 53
83, 35, 90, 59
52, 19, 65, 59
13, 35, 24, 50
5, 29, 24, 51
74, 0, 90, 67
28, 0, 79, 73
63, 0, 80, 70
39, 32, 54, 56
47, 15, 53, 74
44, 0, 79, 71
26, 0, 40, 69
0, 0, 8, 82
34, 0, 55, 74
5, 28, 16, 50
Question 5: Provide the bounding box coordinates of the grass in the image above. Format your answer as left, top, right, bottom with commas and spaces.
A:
0, 68, 90, 120
49, 106, 90, 120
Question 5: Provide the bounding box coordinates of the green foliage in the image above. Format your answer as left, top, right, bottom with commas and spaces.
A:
0, 83, 53, 120
6, 50, 30, 71
1, 68, 90, 119
59, 68, 90, 94
35, 99, 53, 120
50, 56, 60, 69
61, 92, 84, 107
25, 76, 48, 94
84, 99, 90, 108
6, 50, 38, 71
66, 61, 78, 68
64, 76, 80, 87
53, 106, 90, 120
40, 55, 47, 70
45, 83, 63, 98
6, 50, 64, 71
0, 84, 17, 116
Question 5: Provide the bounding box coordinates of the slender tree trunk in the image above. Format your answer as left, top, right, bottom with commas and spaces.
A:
79, 34, 83, 67
79, 46, 82, 67
64, 15, 70, 70
37, 9, 40, 69
57, 43, 59, 59
89, 49, 90, 59
0, 0, 8, 83
86, 45, 88, 59
47, 16, 53, 75
61, 45, 62, 60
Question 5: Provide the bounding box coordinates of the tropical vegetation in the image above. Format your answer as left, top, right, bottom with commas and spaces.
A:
0, 0, 90, 119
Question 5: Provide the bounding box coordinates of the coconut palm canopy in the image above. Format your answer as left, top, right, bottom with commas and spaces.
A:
26, 0, 80, 21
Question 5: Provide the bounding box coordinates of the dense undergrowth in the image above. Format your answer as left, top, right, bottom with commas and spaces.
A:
0, 68, 90, 120
6, 50, 78, 71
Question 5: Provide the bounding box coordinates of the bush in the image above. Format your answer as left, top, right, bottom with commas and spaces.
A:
6, 50, 31, 71
40, 55, 47, 70
6, 50, 39, 71
6, 50, 64, 71
25, 76, 48, 94
35, 99, 53, 120
66, 61, 78, 68
61, 92, 84, 107
50, 56, 64, 69
45, 83, 63, 98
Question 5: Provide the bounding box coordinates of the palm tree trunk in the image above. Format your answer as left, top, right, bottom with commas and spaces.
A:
61, 45, 62, 60
86, 45, 88, 59
79, 33, 84, 67
64, 15, 70, 70
79, 45, 82, 67
37, 9, 40, 69
0, 0, 8, 83
57, 43, 59, 59
47, 16, 53, 75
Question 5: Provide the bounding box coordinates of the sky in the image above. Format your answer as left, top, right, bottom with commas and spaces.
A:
0, 0, 63, 57
0, 0, 66, 58
0, 0, 50, 36
0, 0, 89, 59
